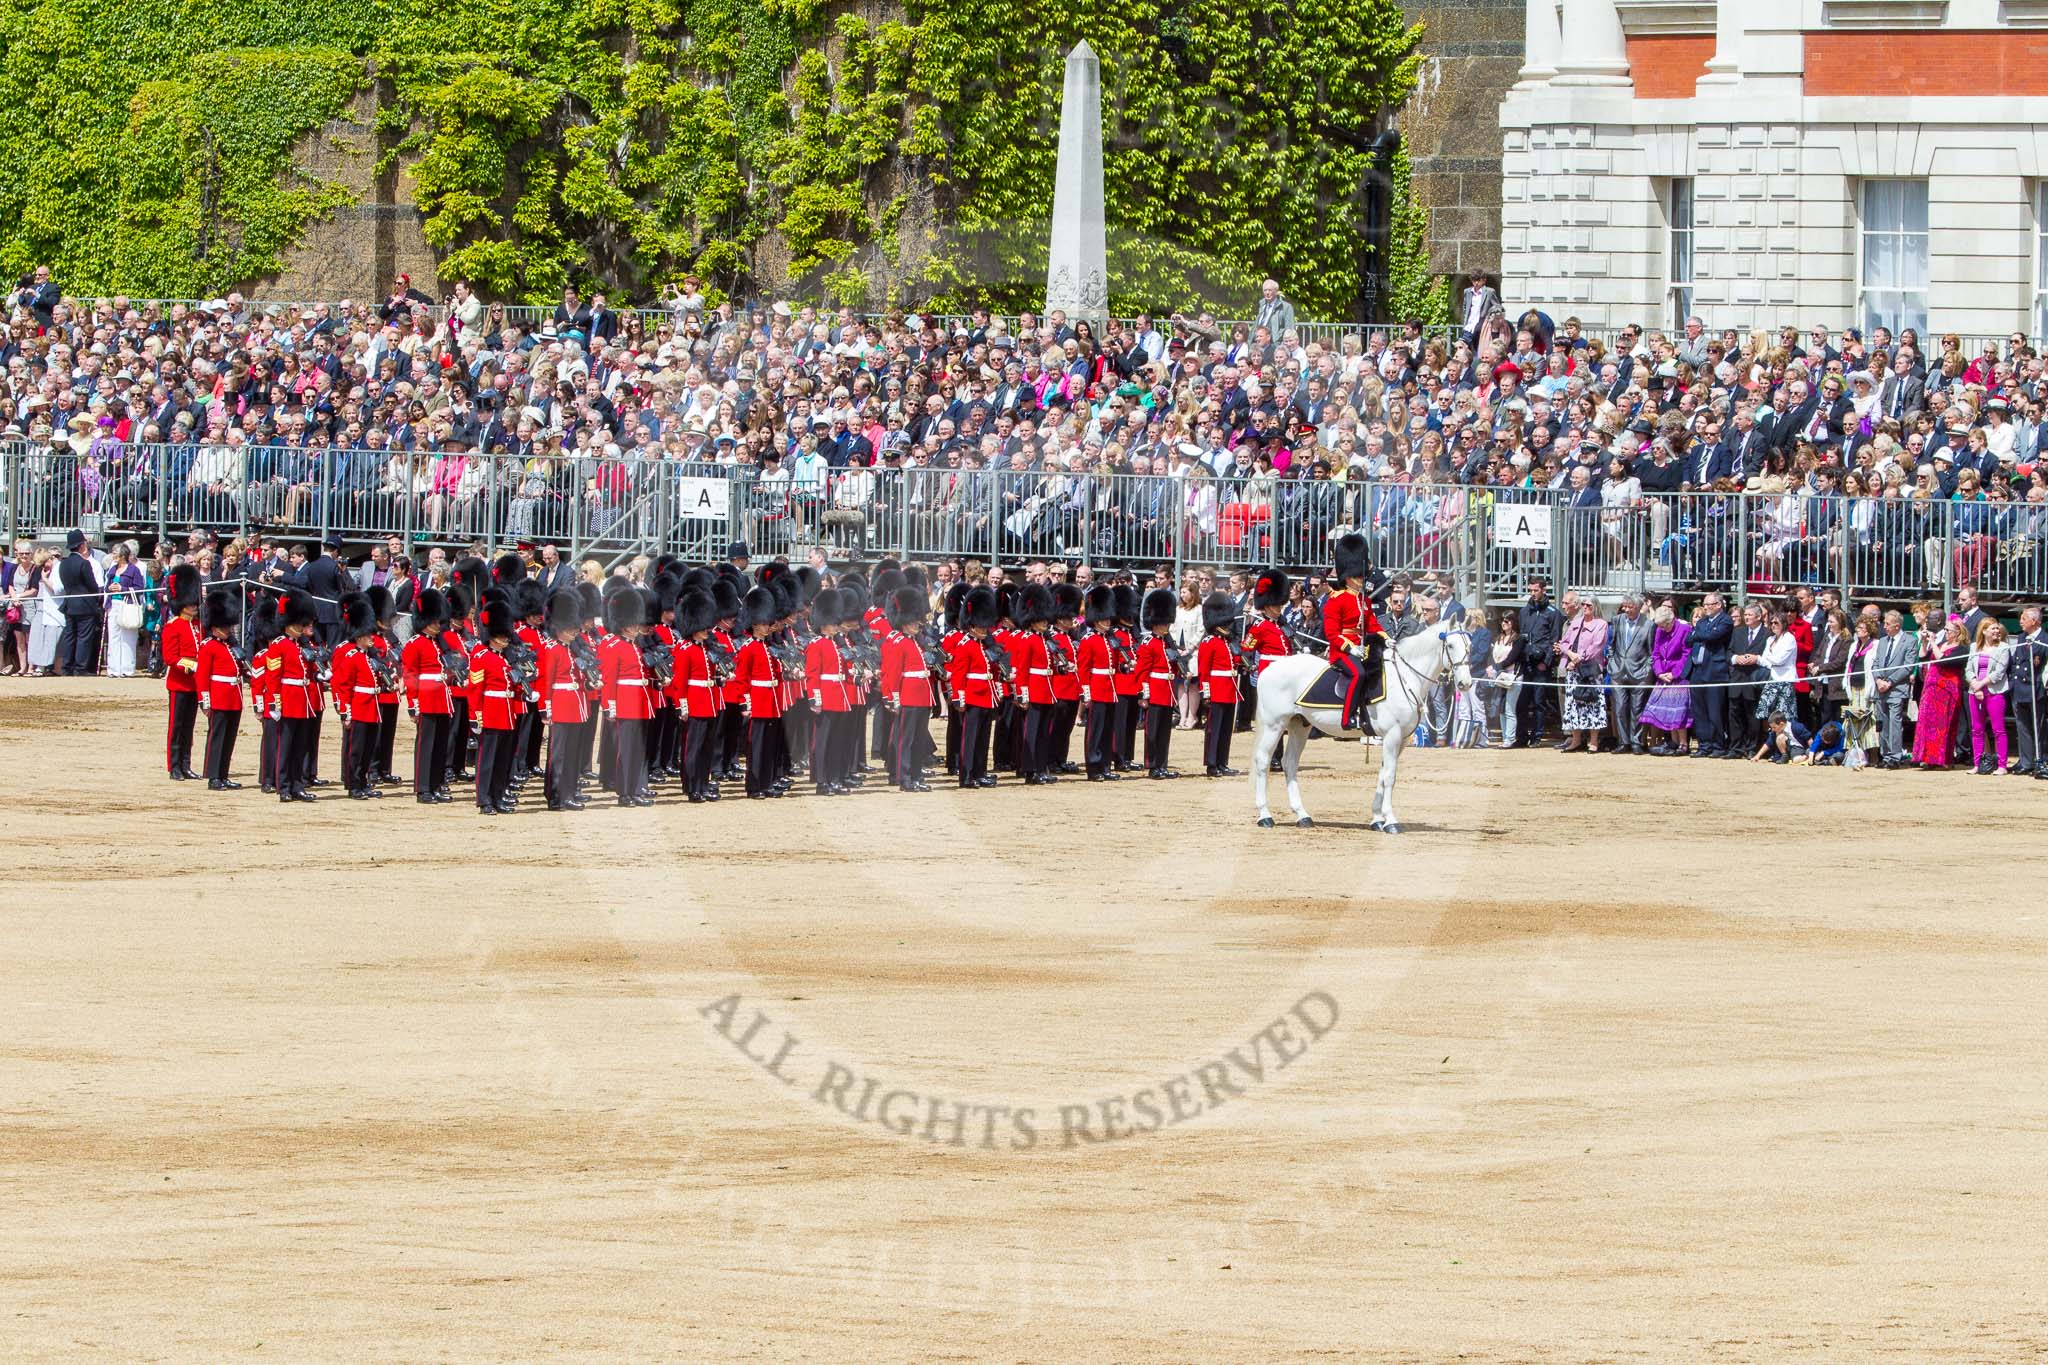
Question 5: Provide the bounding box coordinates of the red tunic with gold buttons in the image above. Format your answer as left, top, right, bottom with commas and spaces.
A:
1197, 635, 1240, 704
272, 637, 319, 720
539, 639, 590, 724
805, 636, 851, 713
731, 637, 784, 719
1015, 629, 1055, 705
880, 631, 935, 709
471, 647, 516, 730
1074, 631, 1118, 704
1322, 588, 1380, 662
330, 642, 383, 723
1049, 631, 1081, 703
196, 637, 243, 712
162, 615, 202, 693
600, 635, 656, 721
1132, 635, 1177, 707
402, 633, 453, 715
673, 639, 721, 719
1244, 618, 1290, 674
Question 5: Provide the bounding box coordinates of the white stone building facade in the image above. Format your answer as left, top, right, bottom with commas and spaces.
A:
1499, 0, 2048, 339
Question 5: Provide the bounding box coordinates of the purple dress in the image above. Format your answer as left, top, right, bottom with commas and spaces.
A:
1640, 620, 1693, 731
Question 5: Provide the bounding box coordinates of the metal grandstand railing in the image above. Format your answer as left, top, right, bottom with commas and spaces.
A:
6, 441, 2032, 613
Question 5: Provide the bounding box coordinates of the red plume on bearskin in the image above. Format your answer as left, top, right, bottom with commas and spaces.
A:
1253, 566, 1290, 610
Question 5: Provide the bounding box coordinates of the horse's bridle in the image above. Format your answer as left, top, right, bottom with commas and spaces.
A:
1381, 628, 1471, 710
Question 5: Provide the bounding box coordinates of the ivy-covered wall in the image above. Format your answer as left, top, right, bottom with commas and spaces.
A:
0, 0, 1449, 321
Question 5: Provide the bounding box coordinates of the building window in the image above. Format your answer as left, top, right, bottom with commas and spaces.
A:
2036, 184, 2048, 342
1859, 179, 1928, 337
1667, 178, 1694, 330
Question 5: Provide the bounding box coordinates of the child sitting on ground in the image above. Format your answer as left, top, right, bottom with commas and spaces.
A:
1796, 720, 1846, 766
1752, 713, 1811, 764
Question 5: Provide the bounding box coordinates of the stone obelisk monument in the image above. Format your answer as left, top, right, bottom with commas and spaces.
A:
1044, 40, 1108, 325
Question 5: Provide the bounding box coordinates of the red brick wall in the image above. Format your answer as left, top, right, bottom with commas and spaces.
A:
1805, 31, 2048, 96
1626, 35, 1714, 98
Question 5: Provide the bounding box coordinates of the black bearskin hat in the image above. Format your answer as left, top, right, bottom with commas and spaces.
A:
652, 573, 682, 617
512, 580, 544, 620
414, 588, 447, 630
246, 594, 280, 649
1333, 531, 1373, 584
546, 589, 581, 635
166, 563, 202, 612
1053, 583, 1083, 621
681, 566, 716, 594
1111, 582, 1138, 626
711, 578, 742, 620
575, 579, 603, 623
755, 561, 789, 591
366, 584, 395, 625
638, 587, 663, 627
1020, 583, 1055, 629
1083, 583, 1117, 626
768, 573, 800, 620
282, 591, 319, 631
652, 553, 683, 580
794, 565, 821, 601
1252, 566, 1290, 611
342, 593, 376, 639
202, 588, 240, 633
994, 583, 1019, 624
676, 590, 716, 638
875, 556, 901, 577
492, 551, 526, 585
839, 577, 871, 620
1202, 591, 1238, 635
451, 555, 489, 602
446, 585, 473, 624
742, 585, 777, 629
902, 563, 928, 591
943, 582, 971, 629
873, 568, 905, 599
481, 597, 517, 640
1142, 587, 1177, 630
604, 586, 645, 633
889, 585, 928, 629
963, 586, 999, 631
810, 587, 843, 631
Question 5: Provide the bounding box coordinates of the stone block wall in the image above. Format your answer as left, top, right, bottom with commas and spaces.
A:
1400, 0, 1521, 277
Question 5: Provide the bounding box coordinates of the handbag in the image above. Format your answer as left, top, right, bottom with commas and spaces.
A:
113, 599, 145, 631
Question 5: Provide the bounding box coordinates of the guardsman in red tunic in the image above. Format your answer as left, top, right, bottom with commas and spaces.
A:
1073, 584, 1121, 781
195, 588, 244, 790
950, 586, 999, 788
471, 597, 520, 814
512, 581, 549, 785
803, 588, 853, 795
1110, 583, 1143, 772
1012, 584, 1058, 785
402, 588, 456, 804
539, 588, 591, 811
330, 594, 385, 799
712, 576, 747, 781
367, 585, 403, 786
880, 585, 936, 792
1325, 532, 1386, 734
1132, 587, 1182, 780
598, 586, 654, 807
272, 593, 322, 802
1196, 591, 1243, 777
246, 597, 282, 793
576, 581, 605, 787
1047, 583, 1084, 774
1243, 567, 1293, 677
938, 582, 971, 777
671, 589, 723, 804
731, 585, 787, 798
160, 563, 204, 779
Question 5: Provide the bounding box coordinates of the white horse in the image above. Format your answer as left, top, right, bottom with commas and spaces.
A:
1249, 629, 1474, 833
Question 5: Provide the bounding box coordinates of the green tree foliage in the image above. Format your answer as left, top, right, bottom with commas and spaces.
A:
0, 0, 1432, 318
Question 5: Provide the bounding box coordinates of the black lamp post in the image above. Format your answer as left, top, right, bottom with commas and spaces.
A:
1358, 128, 1402, 325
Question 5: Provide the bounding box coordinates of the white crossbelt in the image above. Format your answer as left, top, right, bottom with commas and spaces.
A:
1029, 668, 1051, 677
417, 672, 443, 682
352, 685, 377, 694
1150, 671, 1172, 680
209, 674, 238, 684
904, 670, 928, 679
967, 672, 989, 680
818, 673, 843, 681
687, 679, 713, 688
552, 683, 580, 690
750, 681, 777, 688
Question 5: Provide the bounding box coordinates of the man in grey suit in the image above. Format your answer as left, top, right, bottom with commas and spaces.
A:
1868, 609, 1918, 768
1605, 593, 1652, 753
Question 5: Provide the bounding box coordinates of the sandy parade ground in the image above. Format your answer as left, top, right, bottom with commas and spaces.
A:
4, 677, 2047, 1361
